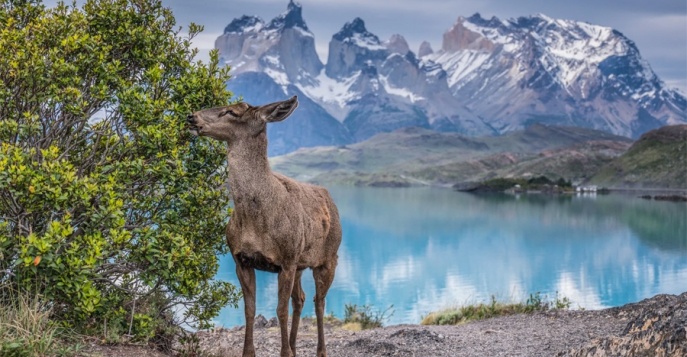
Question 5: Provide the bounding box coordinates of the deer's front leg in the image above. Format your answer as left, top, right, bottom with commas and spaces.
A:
277, 266, 296, 357
236, 259, 256, 357
289, 269, 305, 356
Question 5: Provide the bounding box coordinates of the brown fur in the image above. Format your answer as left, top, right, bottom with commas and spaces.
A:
188, 96, 342, 357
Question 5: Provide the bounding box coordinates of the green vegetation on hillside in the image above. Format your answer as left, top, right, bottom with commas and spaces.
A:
0, 0, 239, 348
590, 125, 687, 189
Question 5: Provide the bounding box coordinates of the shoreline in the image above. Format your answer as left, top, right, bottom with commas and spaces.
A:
187, 291, 686, 357
77, 291, 686, 356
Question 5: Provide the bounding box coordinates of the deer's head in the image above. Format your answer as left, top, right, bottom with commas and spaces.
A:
187, 96, 299, 143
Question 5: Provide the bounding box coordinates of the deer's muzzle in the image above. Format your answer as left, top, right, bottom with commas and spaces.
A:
187, 114, 202, 136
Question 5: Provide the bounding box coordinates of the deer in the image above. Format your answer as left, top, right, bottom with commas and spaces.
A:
187, 96, 342, 357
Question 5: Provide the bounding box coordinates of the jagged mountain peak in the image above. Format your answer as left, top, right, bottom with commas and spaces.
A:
509, 12, 619, 44
333, 17, 380, 44
465, 13, 506, 28
223, 15, 264, 34
326, 16, 388, 78
266, 0, 309, 32
215, 0, 321, 81
457, 12, 618, 43
442, 15, 497, 52
525, 13, 600, 29
466, 12, 482, 21
385, 34, 410, 55
418, 41, 434, 57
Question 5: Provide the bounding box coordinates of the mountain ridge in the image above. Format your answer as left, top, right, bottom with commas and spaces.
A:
270, 123, 635, 187
217, 2, 686, 155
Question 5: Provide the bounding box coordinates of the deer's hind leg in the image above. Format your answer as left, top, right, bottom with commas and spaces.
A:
313, 259, 337, 357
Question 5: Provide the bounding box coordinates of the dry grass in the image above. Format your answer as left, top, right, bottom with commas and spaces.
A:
341, 322, 363, 331
0, 291, 62, 356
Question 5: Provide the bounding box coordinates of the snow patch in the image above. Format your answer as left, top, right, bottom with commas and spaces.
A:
420, 59, 444, 76
432, 50, 491, 87
344, 33, 386, 51
241, 22, 264, 33
461, 20, 520, 53
379, 75, 425, 102
262, 54, 282, 68
295, 69, 361, 110
264, 68, 289, 87
291, 26, 314, 38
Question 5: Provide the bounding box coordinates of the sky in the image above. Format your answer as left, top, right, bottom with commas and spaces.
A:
43, 0, 687, 93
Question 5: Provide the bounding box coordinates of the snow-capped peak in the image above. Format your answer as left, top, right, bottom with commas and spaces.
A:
223, 15, 264, 34
333, 18, 384, 50
265, 0, 310, 33
215, 0, 321, 82
436, 12, 645, 91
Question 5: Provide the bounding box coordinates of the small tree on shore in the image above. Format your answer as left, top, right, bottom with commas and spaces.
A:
0, 0, 239, 339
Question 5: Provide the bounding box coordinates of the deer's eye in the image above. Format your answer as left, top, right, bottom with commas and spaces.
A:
220, 109, 238, 118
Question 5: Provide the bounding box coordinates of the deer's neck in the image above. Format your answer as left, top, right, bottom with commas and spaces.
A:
225, 138, 275, 210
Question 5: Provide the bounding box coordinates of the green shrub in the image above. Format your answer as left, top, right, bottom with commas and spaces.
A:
480, 178, 527, 191
0, 0, 240, 342
344, 303, 394, 329
527, 176, 554, 185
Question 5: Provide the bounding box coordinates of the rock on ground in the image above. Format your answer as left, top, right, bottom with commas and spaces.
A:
561, 292, 687, 356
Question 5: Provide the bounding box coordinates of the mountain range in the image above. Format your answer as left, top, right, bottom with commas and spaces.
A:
216, 1, 686, 156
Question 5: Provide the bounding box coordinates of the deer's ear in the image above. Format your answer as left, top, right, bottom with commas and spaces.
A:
258, 96, 298, 123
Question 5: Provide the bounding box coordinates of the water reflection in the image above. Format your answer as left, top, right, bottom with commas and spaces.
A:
215, 187, 687, 326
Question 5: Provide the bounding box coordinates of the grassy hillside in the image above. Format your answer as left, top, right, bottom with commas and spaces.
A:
590, 125, 687, 189
270, 127, 492, 182
409, 140, 631, 185
270, 124, 633, 187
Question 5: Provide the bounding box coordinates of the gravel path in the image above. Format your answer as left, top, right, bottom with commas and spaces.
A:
87, 292, 686, 356
194, 308, 628, 356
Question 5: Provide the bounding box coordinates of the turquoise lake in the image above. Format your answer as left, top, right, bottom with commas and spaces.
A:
214, 187, 687, 326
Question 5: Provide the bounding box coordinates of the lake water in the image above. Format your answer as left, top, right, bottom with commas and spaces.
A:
214, 187, 687, 326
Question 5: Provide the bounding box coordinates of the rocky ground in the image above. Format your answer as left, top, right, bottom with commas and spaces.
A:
86, 292, 686, 356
